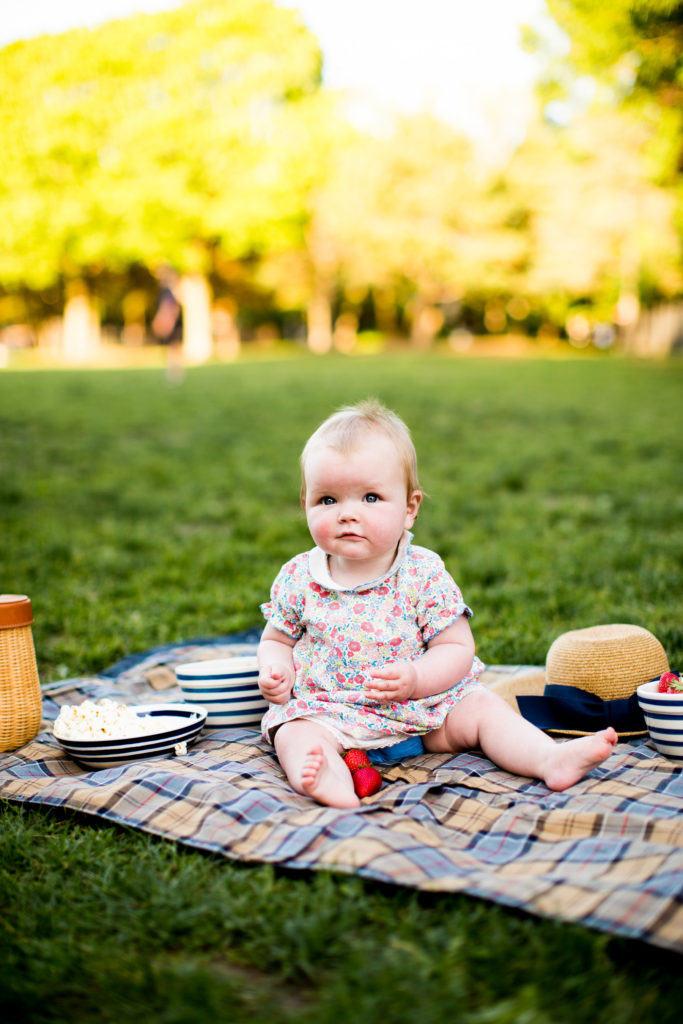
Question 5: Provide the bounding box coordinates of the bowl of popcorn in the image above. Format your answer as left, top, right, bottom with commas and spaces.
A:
636, 671, 683, 760
174, 656, 267, 728
52, 698, 206, 768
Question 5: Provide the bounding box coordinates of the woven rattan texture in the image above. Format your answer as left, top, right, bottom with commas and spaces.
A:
546, 624, 669, 701
0, 624, 42, 751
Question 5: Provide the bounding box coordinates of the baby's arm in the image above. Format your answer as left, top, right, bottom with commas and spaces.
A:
257, 623, 296, 704
367, 615, 475, 702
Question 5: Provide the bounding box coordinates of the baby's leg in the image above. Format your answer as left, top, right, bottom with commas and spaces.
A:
274, 720, 359, 808
424, 688, 617, 791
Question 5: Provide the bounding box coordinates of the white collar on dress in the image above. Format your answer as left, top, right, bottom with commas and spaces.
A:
308, 530, 413, 592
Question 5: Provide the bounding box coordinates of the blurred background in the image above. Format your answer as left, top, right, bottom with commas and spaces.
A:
1, 0, 682, 367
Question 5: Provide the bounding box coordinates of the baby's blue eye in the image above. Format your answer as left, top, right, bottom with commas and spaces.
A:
321, 496, 336, 505
364, 493, 380, 503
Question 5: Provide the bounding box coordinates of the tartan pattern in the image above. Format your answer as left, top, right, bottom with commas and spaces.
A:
1, 640, 681, 953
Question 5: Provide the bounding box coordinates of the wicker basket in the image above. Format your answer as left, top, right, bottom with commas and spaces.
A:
0, 595, 42, 752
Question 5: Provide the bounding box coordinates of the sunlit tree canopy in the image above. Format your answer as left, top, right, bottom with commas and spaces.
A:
0, 0, 322, 288
0, 0, 681, 356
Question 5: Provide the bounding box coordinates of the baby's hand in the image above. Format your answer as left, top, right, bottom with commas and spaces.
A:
258, 664, 294, 704
367, 661, 418, 703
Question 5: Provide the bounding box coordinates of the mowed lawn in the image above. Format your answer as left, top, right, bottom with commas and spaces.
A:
1, 353, 682, 1023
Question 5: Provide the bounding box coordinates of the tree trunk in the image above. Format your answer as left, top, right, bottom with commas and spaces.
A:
62, 279, 100, 363
621, 302, 683, 357
212, 298, 241, 361
409, 297, 443, 349
306, 289, 333, 354
333, 312, 358, 353
179, 273, 213, 364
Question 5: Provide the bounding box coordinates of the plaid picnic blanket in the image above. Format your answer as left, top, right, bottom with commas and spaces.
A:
1, 635, 681, 954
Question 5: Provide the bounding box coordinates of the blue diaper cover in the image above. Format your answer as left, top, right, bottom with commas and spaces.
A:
366, 735, 426, 765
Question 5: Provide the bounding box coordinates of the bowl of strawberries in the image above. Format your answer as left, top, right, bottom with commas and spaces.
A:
636, 671, 683, 760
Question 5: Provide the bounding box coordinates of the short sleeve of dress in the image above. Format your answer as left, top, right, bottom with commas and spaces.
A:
260, 556, 306, 640
411, 547, 472, 643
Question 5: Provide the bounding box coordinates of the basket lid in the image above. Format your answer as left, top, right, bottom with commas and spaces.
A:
0, 595, 33, 629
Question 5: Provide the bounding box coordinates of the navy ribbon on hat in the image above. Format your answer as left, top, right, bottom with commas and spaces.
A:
517, 684, 646, 734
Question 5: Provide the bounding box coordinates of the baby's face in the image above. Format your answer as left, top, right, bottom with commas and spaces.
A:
303, 434, 421, 573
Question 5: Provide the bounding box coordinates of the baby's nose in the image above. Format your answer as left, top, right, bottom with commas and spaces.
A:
337, 501, 359, 520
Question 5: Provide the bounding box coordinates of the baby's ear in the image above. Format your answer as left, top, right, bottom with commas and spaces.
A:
407, 490, 422, 521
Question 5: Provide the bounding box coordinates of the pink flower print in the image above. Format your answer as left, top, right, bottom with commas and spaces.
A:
376, 586, 389, 595
353, 603, 366, 614
329, 601, 341, 610
389, 637, 402, 647
354, 674, 364, 685
296, 700, 308, 710
361, 621, 375, 633
348, 641, 361, 654
391, 604, 402, 617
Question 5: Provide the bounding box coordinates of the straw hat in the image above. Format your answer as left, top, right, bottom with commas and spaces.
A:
490, 623, 669, 737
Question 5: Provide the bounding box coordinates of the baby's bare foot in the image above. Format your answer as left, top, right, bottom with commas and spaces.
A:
300, 746, 359, 808
543, 727, 618, 791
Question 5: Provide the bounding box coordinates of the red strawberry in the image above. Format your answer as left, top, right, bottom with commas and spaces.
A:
658, 671, 681, 693
351, 765, 382, 798
343, 749, 371, 771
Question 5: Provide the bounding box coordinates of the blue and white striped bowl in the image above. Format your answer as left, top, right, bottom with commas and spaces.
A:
175, 657, 267, 728
636, 676, 683, 760
53, 703, 207, 768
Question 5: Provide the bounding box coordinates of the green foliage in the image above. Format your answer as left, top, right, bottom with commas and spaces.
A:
506, 109, 682, 307
0, 1, 681, 334
545, 0, 683, 104
0, 0, 322, 288
542, 1, 683, 188
1, 355, 682, 1021
311, 114, 530, 303
515, 1, 683, 312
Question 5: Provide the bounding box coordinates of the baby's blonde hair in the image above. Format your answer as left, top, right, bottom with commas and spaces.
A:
300, 399, 421, 502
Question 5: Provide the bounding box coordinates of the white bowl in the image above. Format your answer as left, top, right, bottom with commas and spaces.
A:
175, 657, 268, 728
636, 678, 683, 760
53, 703, 207, 768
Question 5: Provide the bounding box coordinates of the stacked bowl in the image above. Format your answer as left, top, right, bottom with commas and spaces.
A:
53, 702, 207, 768
175, 656, 268, 728
636, 677, 683, 760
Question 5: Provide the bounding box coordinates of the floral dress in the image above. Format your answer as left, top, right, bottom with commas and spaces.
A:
260, 532, 485, 748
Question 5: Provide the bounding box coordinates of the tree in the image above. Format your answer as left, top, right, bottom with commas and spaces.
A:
532, 2, 683, 201
519, 0, 683, 344
299, 114, 531, 348
506, 109, 682, 324
542, 1, 683, 107
0, 0, 322, 360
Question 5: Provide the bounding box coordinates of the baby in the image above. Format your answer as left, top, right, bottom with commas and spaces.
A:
257, 400, 617, 808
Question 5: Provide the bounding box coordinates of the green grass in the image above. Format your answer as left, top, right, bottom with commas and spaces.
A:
1, 353, 682, 1022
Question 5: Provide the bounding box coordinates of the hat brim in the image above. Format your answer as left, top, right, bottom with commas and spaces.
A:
486, 668, 647, 738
